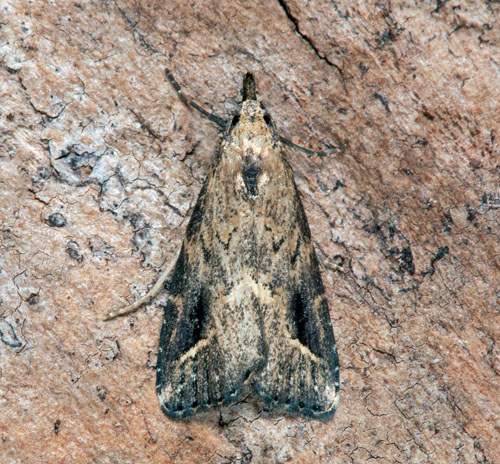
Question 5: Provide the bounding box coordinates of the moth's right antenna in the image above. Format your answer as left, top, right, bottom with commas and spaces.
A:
279, 136, 348, 157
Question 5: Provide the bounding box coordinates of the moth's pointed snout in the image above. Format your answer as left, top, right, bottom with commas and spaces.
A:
242, 72, 257, 102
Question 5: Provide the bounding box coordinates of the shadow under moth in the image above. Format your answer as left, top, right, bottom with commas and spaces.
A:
106, 71, 340, 420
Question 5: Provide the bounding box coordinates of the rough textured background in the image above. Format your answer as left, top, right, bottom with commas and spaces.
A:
1, 1, 499, 463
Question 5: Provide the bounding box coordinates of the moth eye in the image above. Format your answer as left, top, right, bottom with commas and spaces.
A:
263, 113, 273, 127
229, 114, 240, 130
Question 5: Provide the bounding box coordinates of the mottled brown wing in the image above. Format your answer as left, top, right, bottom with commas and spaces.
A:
156, 165, 266, 419
252, 166, 340, 419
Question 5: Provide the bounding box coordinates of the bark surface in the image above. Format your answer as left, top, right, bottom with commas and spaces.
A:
0, 1, 499, 463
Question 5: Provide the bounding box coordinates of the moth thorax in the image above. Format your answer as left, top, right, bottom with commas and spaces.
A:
243, 164, 260, 197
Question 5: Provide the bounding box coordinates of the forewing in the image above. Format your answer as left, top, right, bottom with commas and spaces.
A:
254, 162, 340, 419
156, 165, 266, 418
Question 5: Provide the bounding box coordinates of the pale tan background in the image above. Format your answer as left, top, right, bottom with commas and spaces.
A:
1, 1, 499, 463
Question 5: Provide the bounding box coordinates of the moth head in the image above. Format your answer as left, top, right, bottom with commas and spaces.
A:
225, 73, 279, 155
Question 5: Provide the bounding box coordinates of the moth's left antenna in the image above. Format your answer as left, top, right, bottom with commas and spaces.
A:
165, 68, 226, 128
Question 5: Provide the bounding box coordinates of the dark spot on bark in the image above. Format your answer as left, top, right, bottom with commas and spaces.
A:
333, 179, 345, 191
442, 211, 453, 233
374, 92, 390, 113
422, 246, 449, 277
66, 241, 83, 263
96, 385, 108, 401
399, 247, 415, 275
38, 166, 50, 179
48, 213, 67, 227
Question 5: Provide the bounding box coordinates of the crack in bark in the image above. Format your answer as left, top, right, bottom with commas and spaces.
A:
129, 108, 166, 142
277, 0, 343, 78
115, 2, 166, 57
17, 74, 67, 120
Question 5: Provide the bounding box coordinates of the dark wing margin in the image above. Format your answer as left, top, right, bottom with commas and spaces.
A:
254, 180, 340, 420
155, 171, 223, 418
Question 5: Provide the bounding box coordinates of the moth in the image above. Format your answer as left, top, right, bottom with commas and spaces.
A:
106, 71, 340, 420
